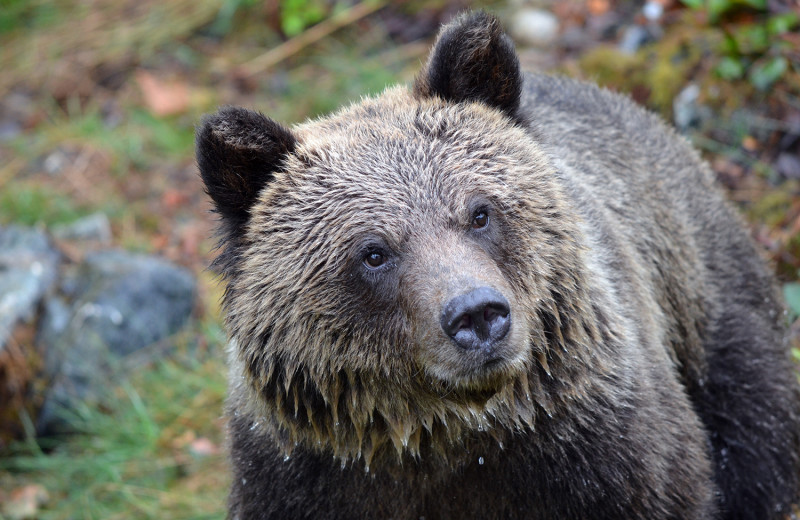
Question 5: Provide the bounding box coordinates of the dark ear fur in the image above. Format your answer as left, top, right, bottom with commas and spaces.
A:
196, 106, 296, 235
413, 11, 522, 120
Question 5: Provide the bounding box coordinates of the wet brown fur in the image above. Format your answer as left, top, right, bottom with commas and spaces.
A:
197, 11, 800, 520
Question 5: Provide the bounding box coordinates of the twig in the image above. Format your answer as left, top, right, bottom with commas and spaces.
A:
239, 1, 388, 78
0, 157, 25, 187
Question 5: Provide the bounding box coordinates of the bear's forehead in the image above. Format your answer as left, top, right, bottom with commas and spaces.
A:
299, 88, 515, 153
253, 88, 546, 248
286, 88, 524, 202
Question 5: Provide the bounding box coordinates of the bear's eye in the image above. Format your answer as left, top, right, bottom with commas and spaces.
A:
471, 210, 489, 229
364, 251, 387, 269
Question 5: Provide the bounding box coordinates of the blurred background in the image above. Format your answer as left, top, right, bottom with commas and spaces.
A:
0, 0, 798, 518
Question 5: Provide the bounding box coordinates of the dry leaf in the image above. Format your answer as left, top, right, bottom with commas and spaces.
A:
135, 70, 190, 117
162, 189, 189, 210
172, 429, 197, 449
588, 0, 611, 16
4, 484, 49, 520
189, 437, 220, 457
741, 135, 759, 152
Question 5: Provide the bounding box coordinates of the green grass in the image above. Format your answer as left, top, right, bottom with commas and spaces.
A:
0, 0, 63, 35
1, 335, 229, 520
11, 105, 198, 176
0, 184, 87, 227
128, 110, 197, 162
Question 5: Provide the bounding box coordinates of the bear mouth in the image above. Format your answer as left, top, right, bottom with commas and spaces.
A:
428, 344, 524, 397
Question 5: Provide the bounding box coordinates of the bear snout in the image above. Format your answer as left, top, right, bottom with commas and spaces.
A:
440, 286, 511, 352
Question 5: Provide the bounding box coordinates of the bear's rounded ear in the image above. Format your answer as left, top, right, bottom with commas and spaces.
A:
413, 11, 522, 120
196, 106, 296, 232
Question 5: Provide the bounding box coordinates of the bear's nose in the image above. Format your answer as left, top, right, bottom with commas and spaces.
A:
441, 287, 511, 351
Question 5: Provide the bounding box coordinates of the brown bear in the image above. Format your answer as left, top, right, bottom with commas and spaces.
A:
196, 11, 800, 520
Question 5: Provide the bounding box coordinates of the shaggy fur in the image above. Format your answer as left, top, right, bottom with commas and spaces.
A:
197, 11, 800, 520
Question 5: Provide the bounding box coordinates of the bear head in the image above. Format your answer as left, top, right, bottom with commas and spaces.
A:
197, 12, 600, 468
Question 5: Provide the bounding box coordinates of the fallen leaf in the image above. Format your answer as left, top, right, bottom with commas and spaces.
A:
136, 70, 190, 117
162, 189, 188, 210
588, 0, 610, 16
171, 429, 196, 449
189, 437, 220, 457
4, 484, 49, 520
741, 135, 759, 152
152, 234, 169, 250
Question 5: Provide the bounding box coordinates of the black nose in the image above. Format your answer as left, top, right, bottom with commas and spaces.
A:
441, 287, 511, 351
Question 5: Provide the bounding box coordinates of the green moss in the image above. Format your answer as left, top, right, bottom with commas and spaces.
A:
747, 184, 797, 227
578, 46, 644, 95
578, 15, 714, 119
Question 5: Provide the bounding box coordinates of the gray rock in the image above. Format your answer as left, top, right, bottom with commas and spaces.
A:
37, 250, 196, 435
673, 83, 702, 132
52, 213, 112, 244
510, 9, 559, 48
618, 25, 652, 54
0, 91, 33, 142
37, 296, 72, 378
777, 152, 800, 180
0, 226, 60, 349
643, 1, 664, 22
0, 120, 21, 141
76, 250, 196, 356
42, 149, 69, 176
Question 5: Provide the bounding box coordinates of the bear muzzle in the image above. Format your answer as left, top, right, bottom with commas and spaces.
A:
440, 286, 511, 356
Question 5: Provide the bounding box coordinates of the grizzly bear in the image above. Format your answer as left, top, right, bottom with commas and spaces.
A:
196, 11, 800, 520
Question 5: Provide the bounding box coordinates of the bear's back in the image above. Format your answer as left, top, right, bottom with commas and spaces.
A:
521, 73, 782, 377
522, 74, 798, 518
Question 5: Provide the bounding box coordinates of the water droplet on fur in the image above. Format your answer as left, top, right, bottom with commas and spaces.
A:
250, 421, 260, 430
283, 455, 291, 462
478, 456, 485, 465
719, 447, 729, 469
241, 478, 247, 485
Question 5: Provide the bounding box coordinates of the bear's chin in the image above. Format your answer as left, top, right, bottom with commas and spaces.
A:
425, 341, 528, 396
